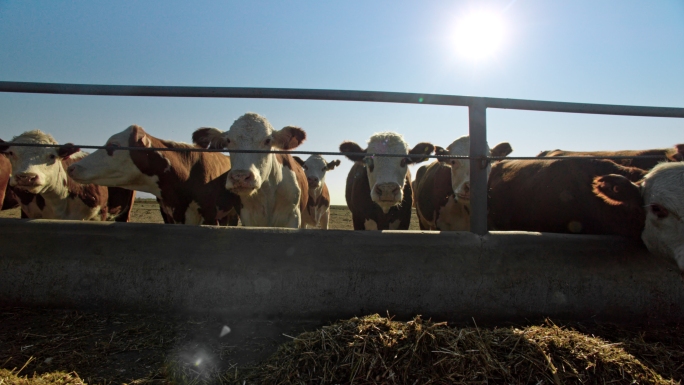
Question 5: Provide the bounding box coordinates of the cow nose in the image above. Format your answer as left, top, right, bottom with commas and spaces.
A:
230, 170, 254, 183
374, 183, 401, 201
307, 177, 319, 185
15, 173, 38, 184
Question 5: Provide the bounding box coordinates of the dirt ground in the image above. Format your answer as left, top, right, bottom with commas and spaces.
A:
0, 199, 422, 230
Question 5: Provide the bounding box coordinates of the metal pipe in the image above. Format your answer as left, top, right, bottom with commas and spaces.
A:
469, 98, 489, 236
1, 81, 684, 118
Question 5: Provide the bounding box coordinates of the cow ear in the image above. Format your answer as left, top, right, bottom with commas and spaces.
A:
0, 139, 8, 154
58, 143, 80, 159
435, 146, 450, 163
273, 126, 306, 150
326, 159, 341, 171
339, 141, 366, 162
670, 144, 684, 162
129, 125, 153, 148
592, 174, 642, 207
406, 142, 434, 164
293, 156, 305, 166
193, 127, 227, 149
491, 142, 513, 158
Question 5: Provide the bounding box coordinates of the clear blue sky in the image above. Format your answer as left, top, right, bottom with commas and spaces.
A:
1, 0, 682, 204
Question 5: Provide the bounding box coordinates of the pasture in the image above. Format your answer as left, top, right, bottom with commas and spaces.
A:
0, 199, 423, 230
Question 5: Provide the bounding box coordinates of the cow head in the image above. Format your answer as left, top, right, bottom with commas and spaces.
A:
593, 162, 684, 271
193, 113, 306, 196
436, 136, 512, 203
667, 144, 684, 162
294, 155, 340, 190
67, 125, 163, 195
340, 132, 434, 213
0, 130, 81, 194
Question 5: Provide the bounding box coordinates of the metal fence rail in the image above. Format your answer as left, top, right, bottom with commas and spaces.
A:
2, 81, 684, 235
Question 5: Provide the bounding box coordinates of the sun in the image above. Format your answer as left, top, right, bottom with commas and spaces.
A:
453, 10, 506, 61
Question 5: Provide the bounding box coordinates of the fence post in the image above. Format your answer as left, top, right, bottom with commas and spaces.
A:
469, 98, 488, 236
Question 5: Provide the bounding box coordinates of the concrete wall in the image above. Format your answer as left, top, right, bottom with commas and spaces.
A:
1, 218, 683, 324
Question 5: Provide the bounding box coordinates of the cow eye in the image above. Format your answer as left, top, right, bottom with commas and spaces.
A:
364, 157, 374, 172
49, 154, 56, 160
264, 138, 272, 146
400, 158, 408, 167
650, 204, 669, 219
450, 160, 459, 169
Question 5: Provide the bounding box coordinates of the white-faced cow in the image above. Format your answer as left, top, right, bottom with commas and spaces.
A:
293, 155, 340, 229
340, 132, 434, 230
537, 145, 684, 170
0, 130, 135, 221
488, 159, 684, 270
192, 113, 308, 228
67, 125, 239, 225
413, 136, 512, 231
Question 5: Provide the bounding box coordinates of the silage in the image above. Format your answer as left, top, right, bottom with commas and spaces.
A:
242, 314, 676, 385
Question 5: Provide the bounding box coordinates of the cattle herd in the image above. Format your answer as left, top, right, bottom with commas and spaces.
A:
0, 112, 683, 271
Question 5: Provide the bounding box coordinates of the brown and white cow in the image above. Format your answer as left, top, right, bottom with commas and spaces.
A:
413, 136, 512, 231
537, 144, 684, 170
0, 130, 135, 221
67, 125, 239, 225
0, 155, 19, 211
340, 132, 434, 230
192, 113, 308, 228
293, 155, 340, 229
488, 158, 684, 270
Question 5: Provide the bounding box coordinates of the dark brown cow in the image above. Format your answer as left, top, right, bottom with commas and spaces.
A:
67, 125, 240, 226
488, 158, 648, 237
537, 144, 684, 170
0, 131, 133, 221
488, 159, 684, 271
413, 138, 512, 231
340, 132, 433, 230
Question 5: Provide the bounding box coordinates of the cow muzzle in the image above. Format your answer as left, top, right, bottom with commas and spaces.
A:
307, 177, 320, 188
373, 183, 402, 202
12, 173, 42, 190
227, 170, 257, 194
455, 182, 471, 202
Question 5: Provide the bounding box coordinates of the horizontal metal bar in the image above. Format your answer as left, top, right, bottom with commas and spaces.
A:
0, 142, 672, 161
1, 81, 683, 118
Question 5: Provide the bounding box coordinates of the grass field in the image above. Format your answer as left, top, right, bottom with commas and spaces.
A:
0, 199, 422, 230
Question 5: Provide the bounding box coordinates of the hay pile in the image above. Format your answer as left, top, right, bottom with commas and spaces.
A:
242, 314, 677, 384
0, 367, 84, 385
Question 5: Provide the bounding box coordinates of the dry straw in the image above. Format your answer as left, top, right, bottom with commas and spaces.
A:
242, 314, 679, 385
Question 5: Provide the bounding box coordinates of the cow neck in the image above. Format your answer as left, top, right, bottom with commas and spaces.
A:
308, 183, 324, 203
128, 135, 198, 197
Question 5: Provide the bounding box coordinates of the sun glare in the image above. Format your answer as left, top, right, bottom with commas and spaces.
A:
453, 10, 506, 61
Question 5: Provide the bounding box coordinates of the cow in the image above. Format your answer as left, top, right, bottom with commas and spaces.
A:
293, 155, 340, 229
192, 113, 308, 228
340, 132, 434, 230
0, 155, 19, 211
488, 158, 684, 271
0, 130, 134, 221
67, 125, 239, 226
537, 144, 684, 170
413, 136, 512, 231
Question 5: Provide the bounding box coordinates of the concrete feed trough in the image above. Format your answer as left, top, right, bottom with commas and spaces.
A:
0, 218, 682, 324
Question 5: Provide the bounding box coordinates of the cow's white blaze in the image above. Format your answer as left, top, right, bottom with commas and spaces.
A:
639, 162, 684, 270
443, 136, 494, 203
365, 133, 411, 214
67, 126, 162, 196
